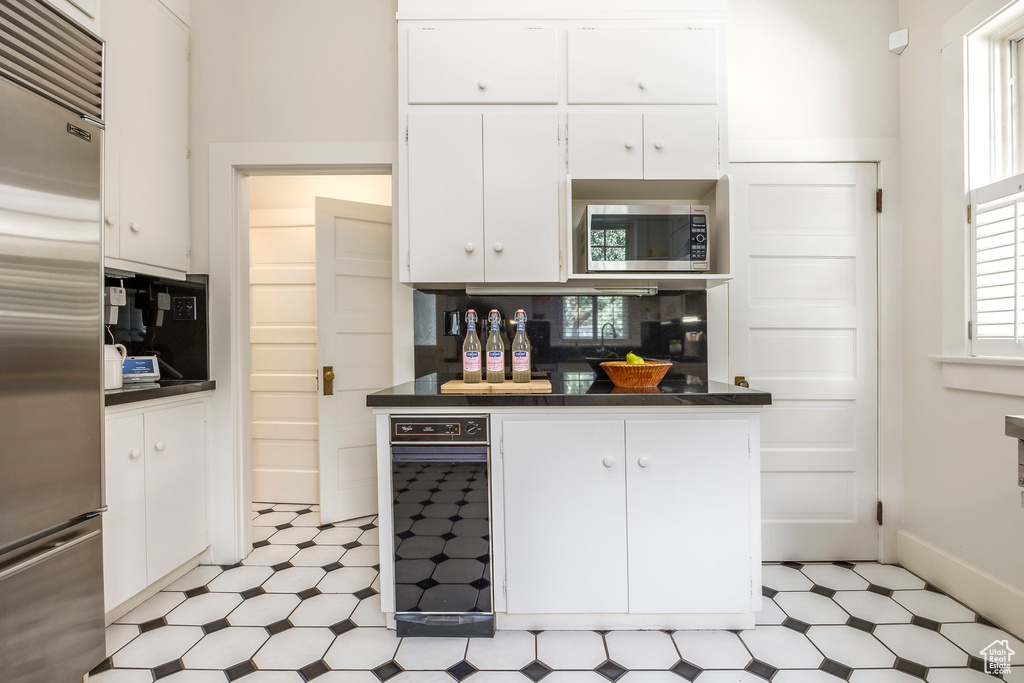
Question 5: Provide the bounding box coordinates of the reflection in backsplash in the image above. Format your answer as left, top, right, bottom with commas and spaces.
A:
413, 290, 708, 380
102, 273, 209, 380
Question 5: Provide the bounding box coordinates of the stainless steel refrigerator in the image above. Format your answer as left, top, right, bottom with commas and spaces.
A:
0, 43, 107, 683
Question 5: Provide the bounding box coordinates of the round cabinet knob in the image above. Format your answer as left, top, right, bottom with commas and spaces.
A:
602, 456, 615, 468
638, 78, 649, 90
637, 456, 650, 469
478, 79, 488, 90
154, 441, 166, 452
464, 242, 475, 253
104, 215, 116, 226
493, 242, 503, 253
624, 139, 635, 150
653, 140, 665, 150
129, 222, 141, 233
128, 448, 141, 460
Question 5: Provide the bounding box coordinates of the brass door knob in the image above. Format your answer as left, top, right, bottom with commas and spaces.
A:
323, 366, 335, 395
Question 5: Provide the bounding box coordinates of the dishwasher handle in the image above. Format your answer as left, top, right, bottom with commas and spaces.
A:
392, 445, 488, 464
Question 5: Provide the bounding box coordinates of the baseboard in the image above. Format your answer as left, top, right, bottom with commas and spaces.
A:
898, 530, 1024, 638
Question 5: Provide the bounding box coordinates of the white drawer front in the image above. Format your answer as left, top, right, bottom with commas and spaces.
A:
568, 28, 719, 104
408, 27, 558, 104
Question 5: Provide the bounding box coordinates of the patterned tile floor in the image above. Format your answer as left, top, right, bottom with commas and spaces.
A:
88, 504, 1024, 683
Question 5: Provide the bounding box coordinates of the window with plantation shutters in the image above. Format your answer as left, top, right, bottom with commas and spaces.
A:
970, 172, 1024, 357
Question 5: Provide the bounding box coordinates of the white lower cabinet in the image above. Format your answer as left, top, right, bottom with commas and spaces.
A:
501, 414, 757, 615
103, 399, 208, 611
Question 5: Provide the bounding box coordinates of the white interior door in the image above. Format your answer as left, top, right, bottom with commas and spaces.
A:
316, 197, 393, 524
729, 163, 878, 561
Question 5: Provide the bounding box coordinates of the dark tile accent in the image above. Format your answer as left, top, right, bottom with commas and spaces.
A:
447, 659, 479, 681
745, 659, 779, 681
867, 584, 894, 597
299, 659, 331, 681
372, 564, 380, 571
595, 659, 628, 682
670, 659, 703, 681
330, 618, 358, 636
342, 541, 362, 550
820, 658, 854, 680
271, 561, 293, 572
833, 561, 856, 569
372, 660, 404, 682
353, 587, 377, 600
297, 587, 322, 600
781, 561, 805, 569
662, 629, 676, 635
977, 615, 999, 628
183, 585, 210, 598
220, 563, 242, 571
89, 658, 112, 675
416, 577, 439, 590
321, 562, 343, 573
317, 524, 334, 531
783, 617, 811, 634
139, 617, 167, 633
202, 618, 230, 634
297, 540, 316, 549
469, 577, 490, 590
847, 616, 876, 633
528, 629, 544, 636
396, 531, 415, 540
894, 658, 928, 680
520, 660, 553, 682
810, 584, 837, 598
924, 583, 945, 594
911, 615, 941, 631
594, 630, 610, 635
225, 659, 258, 681
448, 515, 464, 522
275, 523, 293, 530
429, 553, 451, 564
968, 656, 988, 673
762, 586, 779, 598
440, 532, 457, 541
240, 586, 266, 600
360, 523, 376, 531
410, 514, 425, 521
266, 618, 294, 635
252, 540, 271, 549
153, 659, 184, 679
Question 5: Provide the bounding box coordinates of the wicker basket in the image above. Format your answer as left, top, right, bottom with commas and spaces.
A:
600, 360, 672, 388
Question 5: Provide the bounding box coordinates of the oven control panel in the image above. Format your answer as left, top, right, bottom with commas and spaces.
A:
390, 415, 489, 443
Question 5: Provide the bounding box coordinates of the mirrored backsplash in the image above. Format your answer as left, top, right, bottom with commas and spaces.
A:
413, 290, 708, 380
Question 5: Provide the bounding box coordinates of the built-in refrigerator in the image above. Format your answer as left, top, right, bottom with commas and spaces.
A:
0, 3, 106, 677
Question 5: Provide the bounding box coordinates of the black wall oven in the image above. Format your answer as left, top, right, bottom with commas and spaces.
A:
390, 415, 493, 637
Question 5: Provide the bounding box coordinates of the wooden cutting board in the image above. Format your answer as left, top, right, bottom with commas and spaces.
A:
440, 378, 553, 394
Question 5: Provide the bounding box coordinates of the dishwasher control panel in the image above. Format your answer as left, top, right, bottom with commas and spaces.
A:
390, 415, 488, 444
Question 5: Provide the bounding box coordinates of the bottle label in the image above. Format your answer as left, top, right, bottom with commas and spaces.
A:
487, 350, 504, 372
517, 321, 525, 331
467, 322, 475, 331
513, 351, 529, 372
464, 350, 480, 372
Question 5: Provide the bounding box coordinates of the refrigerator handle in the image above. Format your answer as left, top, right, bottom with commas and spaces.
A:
0, 529, 101, 582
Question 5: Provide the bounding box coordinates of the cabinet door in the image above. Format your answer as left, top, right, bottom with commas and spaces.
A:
567, 28, 719, 104
643, 109, 719, 180
483, 113, 561, 282
103, 414, 148, 611
568, 113, 643, 180
502, 420, 628, 614
407, 113, 485, 282
408, 27, 557, 104
143, 402, 207, 583
105, 0, 189, 273
625, 418, 753, 613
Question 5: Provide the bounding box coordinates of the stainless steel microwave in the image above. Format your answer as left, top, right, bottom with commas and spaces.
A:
583, 204, 709, 272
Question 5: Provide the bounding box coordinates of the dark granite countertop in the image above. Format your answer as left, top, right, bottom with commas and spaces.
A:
366, 372, 770, 408
105, 380, 216, 407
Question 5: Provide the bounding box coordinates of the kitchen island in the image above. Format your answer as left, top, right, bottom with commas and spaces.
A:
367, 374, 770, 633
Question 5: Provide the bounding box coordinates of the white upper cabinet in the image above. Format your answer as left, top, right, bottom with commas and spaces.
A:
643, 108, 719, 180
408, 27, 558, 104
103, 0, 189, 276
567, 28, 719, 105
568, 112, 644, 180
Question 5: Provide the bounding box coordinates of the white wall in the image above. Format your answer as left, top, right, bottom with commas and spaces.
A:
898, 0, 1024, 636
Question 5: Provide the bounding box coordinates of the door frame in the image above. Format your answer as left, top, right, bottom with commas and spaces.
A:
730, 139, 903, 563
207, 141, 412, 564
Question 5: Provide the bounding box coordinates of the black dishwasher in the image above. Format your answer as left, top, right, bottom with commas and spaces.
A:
390, 415, 493, 637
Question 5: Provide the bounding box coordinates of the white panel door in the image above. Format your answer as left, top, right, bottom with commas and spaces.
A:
643, 109, 719, 180
407, 113, 484, 282
567, 28, 719, 104
730, 163, 878, 560
626, 418, 753, 613
568, 112, 644, 180
408, 27, 558, 104
502, 419, 628, 614
483, 112, 561, 282
316, 197, 393, 523
102, 414, 148, 611
144, 402, 208, 582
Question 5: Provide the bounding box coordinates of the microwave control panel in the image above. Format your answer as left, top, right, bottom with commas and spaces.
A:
690, 211, 708, 270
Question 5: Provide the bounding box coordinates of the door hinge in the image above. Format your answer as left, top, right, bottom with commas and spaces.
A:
564, 122, 569, 170
558, 251, 563, 269
968, 319, 973, 340
876, 189, 883, 214
405, 251, 410, 270
967, 203, 972, 224
185, 46, 190, 61
185, 246, 190, 258
747, 434, 751, 454
502, 576, 507, 596
499, 438, 504, 457
185, 147, 190, 159
876, 501, 883, 525
404, 126, 409, 144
